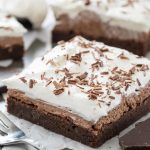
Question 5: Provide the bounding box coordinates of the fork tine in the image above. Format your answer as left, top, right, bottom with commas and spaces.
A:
0, 111, 19, 130
0, 129, 7, 136
0, 123, 8, 134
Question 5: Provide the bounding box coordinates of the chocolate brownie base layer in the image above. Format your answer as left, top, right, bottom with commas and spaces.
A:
7, 90, 150, 148
0, 37, 24, 60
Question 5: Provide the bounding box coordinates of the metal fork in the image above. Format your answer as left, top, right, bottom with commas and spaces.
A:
0, 111, 45, 150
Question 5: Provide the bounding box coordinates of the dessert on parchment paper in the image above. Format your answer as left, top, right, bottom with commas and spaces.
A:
3, 36, 150, 148
50, 0, 150, 56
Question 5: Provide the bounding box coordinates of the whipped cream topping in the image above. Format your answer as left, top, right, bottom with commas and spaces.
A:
3, 36, 150, 122
0, 0, 48, 29
49, 0, 150, 32
0, 13, 26, 37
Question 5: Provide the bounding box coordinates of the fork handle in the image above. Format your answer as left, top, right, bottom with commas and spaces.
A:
21, 138, 45, 150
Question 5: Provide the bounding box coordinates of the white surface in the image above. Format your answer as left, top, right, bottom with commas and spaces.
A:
3, 36, 150, 122
49, 0, 150, 32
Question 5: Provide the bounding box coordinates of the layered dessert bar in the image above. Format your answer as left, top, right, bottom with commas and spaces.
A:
0, 13, 26, 60
50, 0, 150, 56
4, 36, 150, 148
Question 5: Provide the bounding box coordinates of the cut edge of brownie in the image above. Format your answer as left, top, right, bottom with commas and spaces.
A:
0, 37, 24, 60
7, 89, 150, 148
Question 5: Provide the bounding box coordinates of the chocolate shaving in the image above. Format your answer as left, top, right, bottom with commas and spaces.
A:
76, 85, 84, 89
81, 50, 90, 54
91, 61, 103, 71
125, 84, 130, 91
95, 47, 104, 56
109, 96, 115, 100
129, 66, 136, 74
19, 77, 27, 84
79, 41, 91, 48
136, 78, 141, 86
68, 79, 77, 84
53, 81, 61, 89
107, 102, 111, 106
118, 53, 129, 60
53, 88, 64, 95
112, 67, 118, 72
45, 80, 52, 87
140, 65, 149, 71
101, 72, 109, 75
70, 53, 82, 64
78, 80, 88, 85
110, 75, 119, 81
41, 72, 46, 80
136, 64, 143, 67
101, 47, 109, 52
29, 79, 37, 88
77, 72, 88, 80
88, 93, 97, 100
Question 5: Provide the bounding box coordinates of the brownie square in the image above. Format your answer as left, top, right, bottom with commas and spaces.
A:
50, 0, 150, 56
4, 36, 150, 148
0, 13, 26, 60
